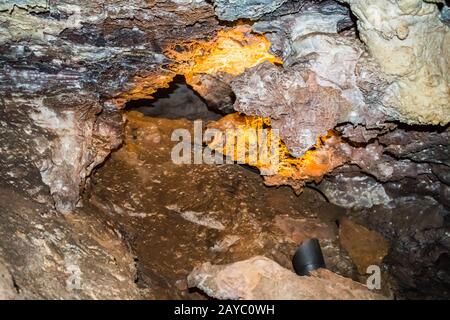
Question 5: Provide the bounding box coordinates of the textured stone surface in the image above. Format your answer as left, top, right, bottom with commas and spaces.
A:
86, 111, 358, 298
0, 0, 449, 301
342, 0, 450, 125
253, 1, 353, 63
188, 73, 236, 114
273, 215, 356, 277
212, 0, 288, 21
330, 125, 450, 211
206, 112, 446, 202
361, 196, 450, 299
320, 174, 393, 209
379, 127, 450, 166
339, 218, 390, 274
0, 99, 140, 299
2, 0, 448, 213
232, 63, 353, 156
0, 258, 17, 300
232, 2, 388, 156
188, 256, 387, 299
0, 0, 219, 213
0, 184, 142, 299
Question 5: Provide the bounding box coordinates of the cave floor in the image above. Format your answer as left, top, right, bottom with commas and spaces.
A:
85, 111, 360, 299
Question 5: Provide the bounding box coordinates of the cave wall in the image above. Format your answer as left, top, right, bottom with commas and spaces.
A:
0, 0, 219, 212
0, 0, 220, 298
0, 0, 449, 299
1, 0, 449, 213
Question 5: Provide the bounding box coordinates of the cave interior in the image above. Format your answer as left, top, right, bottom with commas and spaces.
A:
0, 0, 449, 300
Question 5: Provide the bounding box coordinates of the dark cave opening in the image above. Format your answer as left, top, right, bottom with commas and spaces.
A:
124, 75, 224, 121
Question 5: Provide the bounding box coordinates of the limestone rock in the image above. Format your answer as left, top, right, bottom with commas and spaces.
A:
339, 218, 389, 274
362, 196, 450, 299
233, 4, 388, 156
274, 215, 337, 244
342, 0, 450, 125
232, 63, 353, 156
188, 73, 236, 114
188, 256, 387, 299
378, 127, 450, 166
26, 95, 122, 213
87, 113, 363, 298
442, 5, 450, 26
253, 1, 353, 62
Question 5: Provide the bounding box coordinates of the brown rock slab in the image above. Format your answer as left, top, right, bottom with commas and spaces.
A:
339, 218, 389, 274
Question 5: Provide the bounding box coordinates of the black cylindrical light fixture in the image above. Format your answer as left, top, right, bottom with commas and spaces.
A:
292, 238, 326, 276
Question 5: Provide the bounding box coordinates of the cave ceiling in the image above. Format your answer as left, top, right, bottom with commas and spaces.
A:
0, 0, 449, 213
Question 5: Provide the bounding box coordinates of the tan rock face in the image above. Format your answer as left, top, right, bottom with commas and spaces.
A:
0, 185, 142, 299
339, 218, 389, 274
188, 256, 388, 300
274, 215, 337, 244
343, 0, 450, 125
2, 0, 448, 215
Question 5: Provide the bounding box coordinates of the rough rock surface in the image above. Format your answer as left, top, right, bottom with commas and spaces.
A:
339, 218, 389, 274
206, 112, 448, 206
0, 182, 142, 299
0, 95, 143, 298
0, 0, 449, 300
361, 196, 450, 299
0, 0, 219, 213
319, 174, 393, 209
2, 0, 448, 213
232, 2, 389, 155
274, 215, 356, 277
342, 0, 450, 125
232, 0, 449, 157
86, 111, 358, 298
188, 256, 387, 300
0, 258, 17, 300
212, 0, 288, 21
232, 63, 354, 156
126, 80, 221, 121
188, 73, 236, 114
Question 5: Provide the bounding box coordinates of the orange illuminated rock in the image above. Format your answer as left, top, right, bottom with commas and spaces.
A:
206, 113, 348, 192
165, 25, 282, 81
114, 73, 174, 105
113, 26, 281, 108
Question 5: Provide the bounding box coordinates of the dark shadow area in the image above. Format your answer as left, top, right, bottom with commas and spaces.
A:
124, 75, 222, 121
